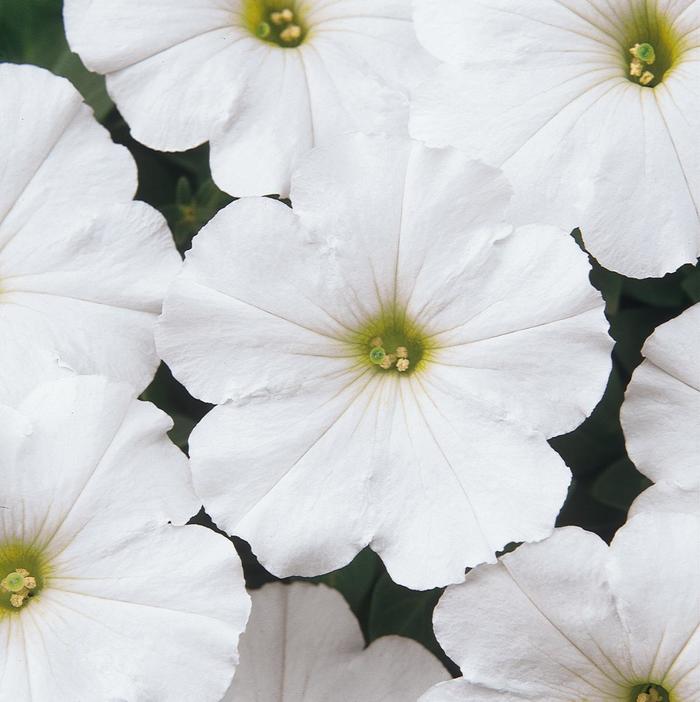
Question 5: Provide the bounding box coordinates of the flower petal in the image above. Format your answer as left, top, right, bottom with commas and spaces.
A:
621, 304, 700, 488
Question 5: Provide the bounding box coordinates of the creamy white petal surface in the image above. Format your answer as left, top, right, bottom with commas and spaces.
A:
157, 134, 612, 589
0, 376, 250, 702
621, 303, 700, 488
64, 0, 434, 197
629, 481, 700, 517
0, 64, 181, 405
421, 514, 700, 702
224, 582, 448, 701
411, 0, 700, 278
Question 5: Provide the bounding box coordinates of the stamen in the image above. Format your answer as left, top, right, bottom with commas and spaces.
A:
639, 71, 654, 85
396, 359, 410, 372
280, 24, 302, 42
280, 8, 294, 22
380, 354, 397, 370
396, 346, 408, 359
270, 11, 284, 25
630, 58, 643, 77
370, 337, 383, 348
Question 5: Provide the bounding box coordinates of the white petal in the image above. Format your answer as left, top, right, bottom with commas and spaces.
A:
0, 376, 198, 550
411, 0, 700, 278
628, 482, 700, 518
1, 202, 180, 404
189, 372, 381, 578
431, 528, 629, 699
157, 197, 360, 405
225, 582, 447, 701
0, 64, 135, 250
0, 376, 249, 702
369, 373, 571, 589
621, 304, 700, 488
608, 513, 700, 692
4, 526, 248, 702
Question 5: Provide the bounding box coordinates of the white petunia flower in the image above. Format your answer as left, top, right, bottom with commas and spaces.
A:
64, 0, 434, 197
411, 0, 700, 278
421, 513, 700, 702
0, 376, 250, 701
223, 582, 448, 701
621, 303, 700, 489
0, 64, 181, 406
156, 134, 613, 589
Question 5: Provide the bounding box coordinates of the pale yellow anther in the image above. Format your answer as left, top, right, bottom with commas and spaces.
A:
396, 346, 408, 359
280, 24, 302, 42
380, 354, 396, 370
370, 337, 383, 348
270, 11, 284, 25
396, 358, 410, 372
630, 58, 643, 77
637, 695, 650, 702
640, 71, 654, 85
24, 577, 36, 590
9, 594, 24, 608
280, 8, 294, 22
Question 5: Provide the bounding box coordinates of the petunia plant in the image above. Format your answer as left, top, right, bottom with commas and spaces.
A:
0, 0, 698, 699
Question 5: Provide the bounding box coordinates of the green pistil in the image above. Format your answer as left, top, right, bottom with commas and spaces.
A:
369, 347, 386, 365
635, 43, 656, 64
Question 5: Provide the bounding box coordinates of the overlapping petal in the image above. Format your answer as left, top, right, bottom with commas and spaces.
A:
621, 303, 700, 488
224, 582, 448, 701
0, 64, 180, 405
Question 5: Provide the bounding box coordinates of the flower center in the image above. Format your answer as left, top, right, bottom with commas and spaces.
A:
0, 544, 47, 613
243, 1, 307, 47
630, 683, 670, 702
357, 315, 428, 376
619, 5, 686, 87
1, 569, 37, 609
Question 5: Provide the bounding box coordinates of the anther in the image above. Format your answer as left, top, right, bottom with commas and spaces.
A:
370, 337, 383, 348
396, 346, 408, 359
270, 11, 284, 25
380, 354, 396, 370
396, 359, 410, 372
280, 25, 302, 42
630, 58, 643, 77
280, 8, 294, 22
639, 71, 654, 86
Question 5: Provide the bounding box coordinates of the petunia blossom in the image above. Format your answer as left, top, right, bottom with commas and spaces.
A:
223, 582, 448, 701
0, 376, 250, 701
156, 134, 613, 589
64, 0, 434, 197
0, 63, 181, 406
421, 513, 700, 702
411, 0, 700, 278
621, 302, 700, 489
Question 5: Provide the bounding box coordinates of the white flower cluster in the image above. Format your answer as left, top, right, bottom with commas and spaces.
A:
0, 0, 697, 699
